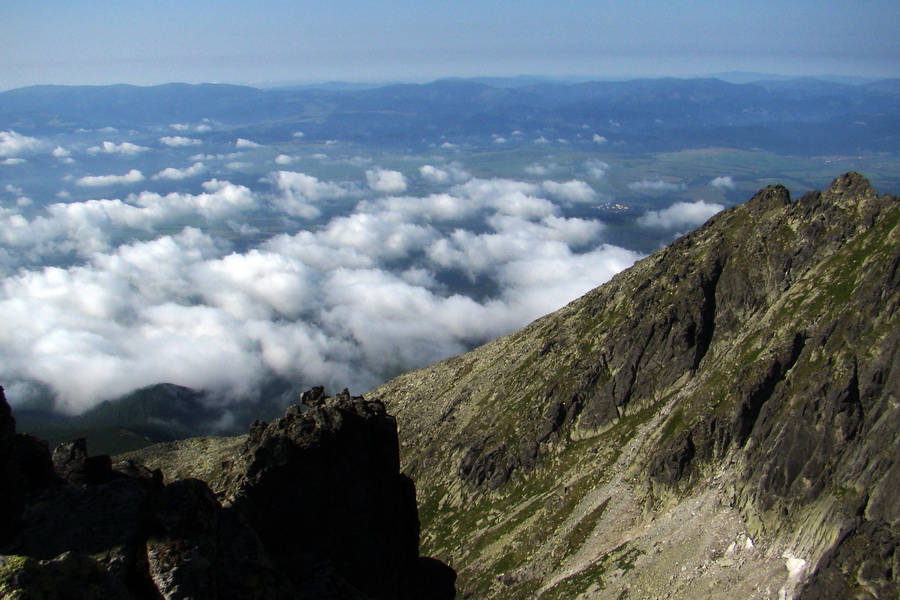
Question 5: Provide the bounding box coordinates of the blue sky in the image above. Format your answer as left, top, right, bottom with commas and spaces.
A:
1, 0, 898, 90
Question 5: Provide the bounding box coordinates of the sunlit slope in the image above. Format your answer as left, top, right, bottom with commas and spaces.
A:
372, 172, 899, 599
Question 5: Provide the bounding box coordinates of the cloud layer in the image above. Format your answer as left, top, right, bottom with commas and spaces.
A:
637, 200, 724, 229
0, 161, 642, 414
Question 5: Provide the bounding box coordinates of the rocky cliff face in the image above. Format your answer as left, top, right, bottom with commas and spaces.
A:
370, 173, 899, 598
0, 386, 455, 599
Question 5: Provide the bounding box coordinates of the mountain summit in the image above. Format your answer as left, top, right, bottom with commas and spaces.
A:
371, 172, 899, 599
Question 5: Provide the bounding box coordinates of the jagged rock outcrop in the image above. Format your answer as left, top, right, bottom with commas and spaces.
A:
222, 387, 456, 600
369, 173, 899, 598
0, 387, 455, 599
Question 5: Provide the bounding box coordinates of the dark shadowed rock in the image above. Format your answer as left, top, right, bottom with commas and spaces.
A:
0, 387, 455, 599
0, 387, 57, 550
225, 390, 456, 600
146, 478, 220, 599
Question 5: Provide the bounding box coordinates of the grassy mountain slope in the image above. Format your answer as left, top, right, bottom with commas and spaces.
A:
370, 172, 899, 598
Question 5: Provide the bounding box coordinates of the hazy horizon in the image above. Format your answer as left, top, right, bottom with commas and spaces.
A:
2, 0, 897, 91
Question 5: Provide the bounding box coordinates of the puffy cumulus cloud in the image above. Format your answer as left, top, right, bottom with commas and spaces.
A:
451, 178, 558, 220
496, 244, 641, 320
316, 268, 513, 375
585, 160, 609, 179
88, 141, 149, 156
637, 200, 724, 229
154, 162, 206, 180
77, 169, 145, 187
0, 180, 257, 264
171, 123, 212, 133
0, 245, 270, 411
593, 134, 608, 144
1, 159, 26, 166
541, 180, 597, 204
320, 213, 437, 264
191, 250, 319, 320
160, 136, 202, 147
366, 169, 408, 194
132, 180, 257, 221
0, 131, 46, 157
235, 138, 262, 149
420, 165, 450, 184
628, 179, 686, 194
274, 154, 295, 166
360, 193, 476, 223
710, 176, 736, 189
0, 165, 647, 415
427, 215, 604, 280
51, 146, 72, 159
419, 163, 470, 185
525, 163, 557, 176
269, 171, 350, 219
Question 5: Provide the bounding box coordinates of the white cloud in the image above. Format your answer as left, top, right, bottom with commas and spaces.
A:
541, 180, 597, 204
77, 169, 145, 187
154, 162, 206, 180
52, 146, 71, 159
0, 131, 45, 157
160, 136, 202, 147
171, 123, 212, 133
427, 215, 604, 280
419, 163, 469, 185
88, 141, 149, 156
710, 176, 736, 189
628, 179, 686, 193
1, 159, 26, 166
637, 200, 724, 229
585, 160, 609, 179
0, 180, 257, 264
269, 171, 349, 219
525, 163, 555, 176
451, 178, 558, 220
235, 138, 263, 149
0, 162, 647, 415
366, 169, 408, 194
275, 154, 295, 165
593, 134, 608, 144
420, 165, 450, 184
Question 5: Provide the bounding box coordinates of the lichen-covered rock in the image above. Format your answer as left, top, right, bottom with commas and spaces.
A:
0, 552, 131, 600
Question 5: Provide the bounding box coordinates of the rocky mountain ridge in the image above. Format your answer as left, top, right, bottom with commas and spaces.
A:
368, 172, 898, 598
0, 387, 455, 599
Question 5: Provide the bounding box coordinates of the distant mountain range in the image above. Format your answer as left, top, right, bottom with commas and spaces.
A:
2, 77, 897, 154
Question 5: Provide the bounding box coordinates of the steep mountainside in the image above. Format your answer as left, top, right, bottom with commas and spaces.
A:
371, 172, 899, 598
